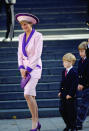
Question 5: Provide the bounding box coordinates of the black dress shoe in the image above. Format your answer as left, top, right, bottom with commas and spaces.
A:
63, 127, 69, 131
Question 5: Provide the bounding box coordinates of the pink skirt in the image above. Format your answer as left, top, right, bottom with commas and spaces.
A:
24, 77, 39, 96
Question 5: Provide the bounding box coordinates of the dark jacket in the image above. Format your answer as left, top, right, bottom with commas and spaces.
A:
59, 67, 78, 99
86, 45, 89, 59
78, 58, 89, 89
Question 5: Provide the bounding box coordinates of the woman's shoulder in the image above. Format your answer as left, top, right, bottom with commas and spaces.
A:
34, 30, 43, 38
18, 33, 25, 39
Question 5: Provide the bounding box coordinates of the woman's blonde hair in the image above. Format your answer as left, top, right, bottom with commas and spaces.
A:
78, 41, 88, 50
20, 20, 33, 26
63, 53, 76, 65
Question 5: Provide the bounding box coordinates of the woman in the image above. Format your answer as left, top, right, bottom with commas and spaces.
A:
16, 13, 43, 131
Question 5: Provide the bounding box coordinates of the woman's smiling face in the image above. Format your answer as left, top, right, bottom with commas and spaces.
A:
20, 21, 32, 32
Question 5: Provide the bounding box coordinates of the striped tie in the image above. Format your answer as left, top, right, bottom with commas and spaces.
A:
82, 58, 84, 63
65, 69, 67, 77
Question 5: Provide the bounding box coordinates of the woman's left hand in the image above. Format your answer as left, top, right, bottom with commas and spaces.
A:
20, 69, 27, 78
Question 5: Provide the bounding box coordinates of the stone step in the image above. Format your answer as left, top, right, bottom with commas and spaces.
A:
0, 58, 79, 69
0, 98, 83, 110
0, 90, 82, 101
0, 91, 59, 101
0, 67, 78, 76
0, 75, 61, 84
0, 68, 63, 76
0, 60, 61, 69
0, 23, 87, 30
0, 52, 80, 62
15, 0, 87, 7
1, 13, 87, 25
0, 99, 59, 109
0, 82, 60, 92
0, 108, 59, 119
14, 6, 87, 13
0, 28, 89, 38
0, 47, 78, 54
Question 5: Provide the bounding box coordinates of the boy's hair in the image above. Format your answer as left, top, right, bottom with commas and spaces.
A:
78, 41, 88, 50
63, 53, 76, 65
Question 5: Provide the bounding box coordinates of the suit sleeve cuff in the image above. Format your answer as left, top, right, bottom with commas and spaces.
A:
26, 66, 33, 73
18, 65, 25, 70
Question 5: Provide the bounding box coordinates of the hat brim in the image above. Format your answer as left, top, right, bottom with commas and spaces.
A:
15, 13, 39, 24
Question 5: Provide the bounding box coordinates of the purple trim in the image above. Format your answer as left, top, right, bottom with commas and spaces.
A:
26, 66, 33, 73
36, 65, 41, 69
19, 65, 25, 70
22, 29, 35, 57
16, 13, 39, 24
26, 65, 41, 72
22, 33, 27, 57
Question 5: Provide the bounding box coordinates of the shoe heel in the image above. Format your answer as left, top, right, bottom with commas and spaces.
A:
37, 122, 41, 130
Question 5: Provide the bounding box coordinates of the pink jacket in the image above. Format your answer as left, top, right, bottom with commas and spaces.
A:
18, 29, 43, 79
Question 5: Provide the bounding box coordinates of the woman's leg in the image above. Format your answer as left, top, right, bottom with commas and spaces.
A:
24, 95, 38, 129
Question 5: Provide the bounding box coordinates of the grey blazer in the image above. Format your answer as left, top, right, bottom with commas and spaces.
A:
5, 0, 16, 4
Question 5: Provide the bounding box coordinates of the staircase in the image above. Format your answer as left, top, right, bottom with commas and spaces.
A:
0, 39, 86, 119
0, 0, 89, 119
0, 0, 88, 31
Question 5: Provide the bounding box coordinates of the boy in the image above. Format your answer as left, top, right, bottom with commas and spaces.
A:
86, 39, 89, 58
76, 41, 89, 130
58, 53, 78, 131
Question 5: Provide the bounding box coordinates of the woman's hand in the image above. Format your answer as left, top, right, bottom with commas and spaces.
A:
66, 95, 72, 99
20, 69, 27, 78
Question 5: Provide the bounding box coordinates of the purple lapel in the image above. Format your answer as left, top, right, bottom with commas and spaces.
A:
22, 28, 35, 57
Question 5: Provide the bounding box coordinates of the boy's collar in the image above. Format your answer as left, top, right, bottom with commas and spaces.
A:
81, 57, 86, 60
83, 57, 86, 60
66, 66, 73, 73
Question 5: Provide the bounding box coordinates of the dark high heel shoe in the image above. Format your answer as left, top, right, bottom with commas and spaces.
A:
30, 128, 37, 131
37, 122, 41, 131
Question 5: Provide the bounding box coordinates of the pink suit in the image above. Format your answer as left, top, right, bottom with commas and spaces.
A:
18, 29, 43, 96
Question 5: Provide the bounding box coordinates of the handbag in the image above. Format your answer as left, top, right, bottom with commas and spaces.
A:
21, 73, 31, 89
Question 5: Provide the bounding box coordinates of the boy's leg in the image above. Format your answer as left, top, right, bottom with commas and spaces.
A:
76, 89, 89, 129
66, 98, 77, 130
59, 99, 70, 130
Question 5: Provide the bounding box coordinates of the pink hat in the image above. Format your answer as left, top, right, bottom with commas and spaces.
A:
15, 13, 39, 24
